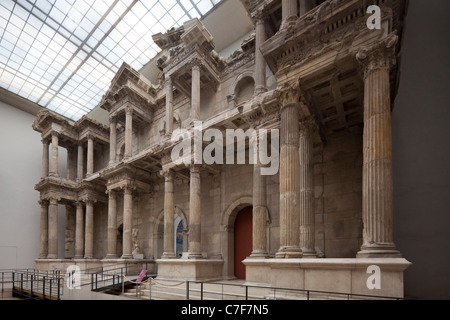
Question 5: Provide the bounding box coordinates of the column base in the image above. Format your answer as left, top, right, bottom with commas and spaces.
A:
120, 254, 133, 259
84, 255, 94, 259
275, 246, 303, 258
357, 248, 402, 258
104, 254, 119, 260
301, 248, 317, 258
161, 252, 176, 259
47, 254, 58, 259
186, 252, 204, 259
249, 250, 269, 259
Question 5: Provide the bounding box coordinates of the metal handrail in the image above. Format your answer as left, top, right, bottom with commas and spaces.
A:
1, 270, 65, 300
185, 280, 404, 300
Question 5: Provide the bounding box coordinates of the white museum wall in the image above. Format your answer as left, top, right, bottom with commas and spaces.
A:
0, 101, 67, 269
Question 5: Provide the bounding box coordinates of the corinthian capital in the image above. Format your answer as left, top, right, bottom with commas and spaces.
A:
356, 33, 398, 79
276, 81, 300, 106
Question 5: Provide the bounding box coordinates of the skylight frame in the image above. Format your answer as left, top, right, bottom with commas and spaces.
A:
0, 0, 222, 121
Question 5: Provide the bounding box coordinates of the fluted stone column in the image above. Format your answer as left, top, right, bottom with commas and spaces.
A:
125, 107, 133, 158
65, 204, 76, 259
191, 59, 201, 121
281, 0, 297, 28
166, 77, 174, 135
87, 135, 94, 176
254, 11, 267, 96
162, 170, 176, 259
276, 83, 302, 258
49, 132, 59, 177
300, 0, 315, 16
38, 200, 49, 259
74, 201, 84, 259
187, 165, 202, 258
41, 139, 49, 179
121, 186, 134, 259
299, 118, 316, 257
109, 118, 117, 166
84, 199, 95, 259
105, 190, 118, 259
77, 143, 84, 181
250, 134, 268, 258
356, 35, 401, 258
47, 198, 59, 259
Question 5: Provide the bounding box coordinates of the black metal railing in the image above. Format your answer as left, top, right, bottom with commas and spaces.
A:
0, 269, 64, 300
184, 280, 404, 301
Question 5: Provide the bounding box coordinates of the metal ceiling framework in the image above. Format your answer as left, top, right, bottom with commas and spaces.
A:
0, 0, 222, 120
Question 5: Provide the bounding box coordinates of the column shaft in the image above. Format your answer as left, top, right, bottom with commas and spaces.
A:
276, 93, 302, 258
356, 37, 401, 258
65, 205, 76, 259
281, 0, 297, 27
74, 202, 84, 259
109, 120, 117, 166
187, 165, 202, 258
77, 143, 84, 181
41, 140, 49, 179
166, 78, 174, 135
49, 133, 59, 177
84, 200, 94, 259
39, 200, 48, 259
191, 61, 201, 121
87, 136, 94, 175
250, 162, 268, 257
162, 170, 176, 258
121, 187, 134, 259
255, 17, 267, 95
47, 198, 58, 259
300, 0, 315, 16
125, 108, 133, 158
106, 190, 118, 259
299, 121, 316, 256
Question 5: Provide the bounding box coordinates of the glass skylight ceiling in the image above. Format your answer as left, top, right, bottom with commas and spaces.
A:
0, 0, 222, 120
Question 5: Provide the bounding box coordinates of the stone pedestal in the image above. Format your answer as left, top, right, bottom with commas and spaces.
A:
156, 259, 224, 281
243, 258, 411, 298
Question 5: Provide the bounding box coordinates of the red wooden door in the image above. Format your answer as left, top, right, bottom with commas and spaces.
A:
234, 206, 253, 280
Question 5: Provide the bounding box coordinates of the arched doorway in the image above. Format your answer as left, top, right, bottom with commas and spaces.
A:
234, 206, 252, 280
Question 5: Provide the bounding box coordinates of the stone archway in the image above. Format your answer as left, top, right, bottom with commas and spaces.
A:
234, 206, 253, 280
153, 206, 188, 259
221, 196, 253, 279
